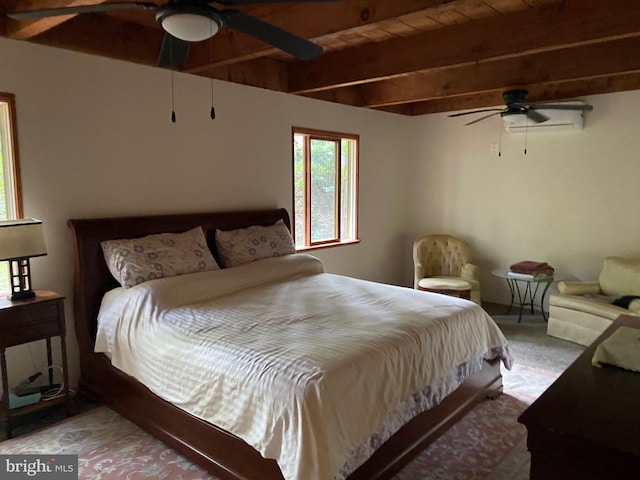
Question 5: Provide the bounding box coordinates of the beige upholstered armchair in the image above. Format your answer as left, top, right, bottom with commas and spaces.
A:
548, 256, 640, 346
413, 235, 481, 305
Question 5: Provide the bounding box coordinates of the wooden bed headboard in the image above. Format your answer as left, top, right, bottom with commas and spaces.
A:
68, 208, 290, 359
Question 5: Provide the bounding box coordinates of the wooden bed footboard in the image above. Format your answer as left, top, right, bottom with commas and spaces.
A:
68, 208, 503, 480
81, 352, 501, 480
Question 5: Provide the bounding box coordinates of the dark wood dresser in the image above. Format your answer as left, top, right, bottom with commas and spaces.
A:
518, 314, 640, 479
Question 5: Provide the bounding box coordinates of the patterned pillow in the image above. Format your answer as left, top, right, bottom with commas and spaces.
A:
215, 219, 296, 268
101, 227, 219, 288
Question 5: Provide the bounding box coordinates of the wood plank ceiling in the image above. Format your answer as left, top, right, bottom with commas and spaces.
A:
1, 0, 639, 115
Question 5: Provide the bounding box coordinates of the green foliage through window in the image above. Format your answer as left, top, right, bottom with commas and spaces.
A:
292, 128, 358, 248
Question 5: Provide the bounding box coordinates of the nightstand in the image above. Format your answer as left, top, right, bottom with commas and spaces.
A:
0, 291, 71, 438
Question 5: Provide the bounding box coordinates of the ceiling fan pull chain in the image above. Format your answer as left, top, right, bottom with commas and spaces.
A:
498, 119, 503, 157
169, 38, 176, 123
171, 70, 176, 123
210, 75, 216, 119
209, 26, 216, 120
524, 121, 528, 155
210, 103, 216, 120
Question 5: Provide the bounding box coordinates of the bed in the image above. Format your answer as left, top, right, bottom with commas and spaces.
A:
68, 207, 511, 480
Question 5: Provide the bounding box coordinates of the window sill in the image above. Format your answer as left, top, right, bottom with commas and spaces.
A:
296, 239, 360, 252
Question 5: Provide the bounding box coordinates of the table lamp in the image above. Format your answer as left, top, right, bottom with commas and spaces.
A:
0, 219, 47, 301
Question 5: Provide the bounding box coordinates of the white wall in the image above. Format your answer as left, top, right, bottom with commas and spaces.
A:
0, 38, 415, 387
409, 90, 640, 305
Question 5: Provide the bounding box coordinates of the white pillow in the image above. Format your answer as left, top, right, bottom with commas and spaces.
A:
215, 219, 296, 268
101, 227, 219, 288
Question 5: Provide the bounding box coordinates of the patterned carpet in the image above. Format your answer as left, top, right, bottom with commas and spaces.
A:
404, 313, 584, 480
395, 312, 585, 480
0, 313, 585, 480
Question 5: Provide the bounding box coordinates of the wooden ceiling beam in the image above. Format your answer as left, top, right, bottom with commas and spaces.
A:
287, 0, 640, 93
313, 37, 640, 108
374, 94, 507, 115
4, 0, 110, 40
31, 13, 161, 66
183, 0, 460, 72
396, 72, 640, 115
205, 57, 289, 92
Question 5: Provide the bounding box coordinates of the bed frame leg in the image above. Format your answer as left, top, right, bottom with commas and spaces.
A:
486, 385, 504, 400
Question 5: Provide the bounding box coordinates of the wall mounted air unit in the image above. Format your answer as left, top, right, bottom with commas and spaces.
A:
503, 102, 588, 133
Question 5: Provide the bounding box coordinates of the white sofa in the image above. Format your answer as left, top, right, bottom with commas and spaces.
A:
547, 256, 640, 346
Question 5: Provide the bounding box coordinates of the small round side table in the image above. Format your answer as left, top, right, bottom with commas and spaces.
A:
492, 269, 564, 322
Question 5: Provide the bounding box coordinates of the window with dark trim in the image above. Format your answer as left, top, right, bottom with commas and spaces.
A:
292, 127, 359, 249
0, 93, 25, 293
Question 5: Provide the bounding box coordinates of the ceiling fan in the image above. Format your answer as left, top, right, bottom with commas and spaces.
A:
449, 89, 594, 126
8, 0, 337, 68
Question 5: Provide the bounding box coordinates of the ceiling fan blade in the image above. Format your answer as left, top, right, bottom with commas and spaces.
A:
449, 108, 504, 118
8, 2, 157, 20
158, 33, 191, 68
464, 112, 501, 126
221, 10, 322, 61
526, 110, 550, 124
530, 104, 594, 111
217, 0, 339, 4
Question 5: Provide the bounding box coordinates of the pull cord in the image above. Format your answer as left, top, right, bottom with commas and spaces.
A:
169, 39, 176, 123
209, 22, 216, 120
171, 70, 176, 123
498, 117, 503, 157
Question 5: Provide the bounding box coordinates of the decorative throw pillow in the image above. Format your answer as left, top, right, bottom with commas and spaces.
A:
215, 219, 296, 268
101, 226, 219, 288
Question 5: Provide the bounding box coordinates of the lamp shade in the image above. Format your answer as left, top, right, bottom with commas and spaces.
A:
0, 219, 47, 261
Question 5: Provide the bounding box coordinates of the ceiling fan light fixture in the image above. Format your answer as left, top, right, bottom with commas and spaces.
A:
158, 12, 220, 42
501, 112, 528, 124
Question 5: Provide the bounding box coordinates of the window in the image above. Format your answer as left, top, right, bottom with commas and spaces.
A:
292, 128, 359, 249
0, 93, 24, 293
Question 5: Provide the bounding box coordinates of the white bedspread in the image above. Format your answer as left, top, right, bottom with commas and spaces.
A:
96, 253, 511, 480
